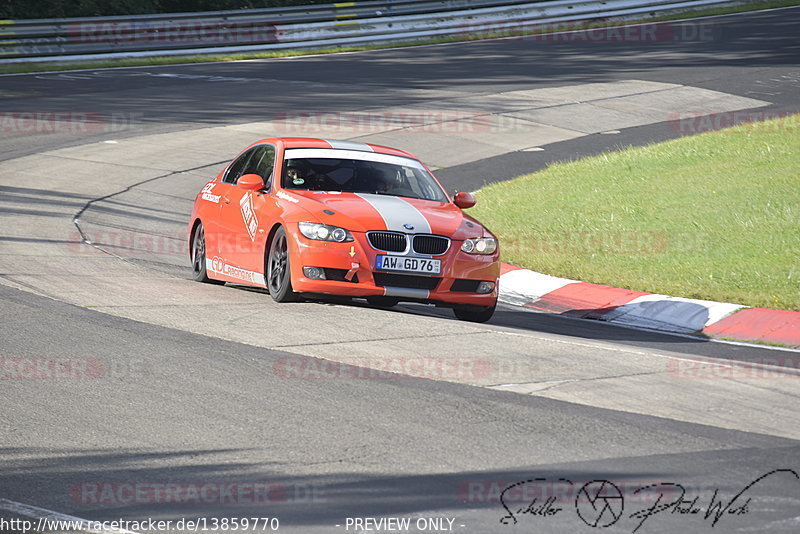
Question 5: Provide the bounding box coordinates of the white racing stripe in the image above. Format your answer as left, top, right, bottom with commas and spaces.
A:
0, 498, 139, 534
356, 193, 431, 234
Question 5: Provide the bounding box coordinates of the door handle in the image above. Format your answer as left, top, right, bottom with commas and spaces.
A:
222, 196, 231, 205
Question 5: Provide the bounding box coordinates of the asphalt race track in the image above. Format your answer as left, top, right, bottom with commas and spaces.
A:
1, 7, 799, 534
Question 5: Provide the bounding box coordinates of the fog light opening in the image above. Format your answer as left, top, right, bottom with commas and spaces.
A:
303, 266, 326, 280
477, 281, 495, 294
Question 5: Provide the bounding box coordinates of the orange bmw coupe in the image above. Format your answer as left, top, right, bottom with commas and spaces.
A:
188, 138, 499, 322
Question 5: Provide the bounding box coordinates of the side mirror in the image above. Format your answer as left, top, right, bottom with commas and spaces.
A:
453, 191, 476, 209
237, 173, 264, 191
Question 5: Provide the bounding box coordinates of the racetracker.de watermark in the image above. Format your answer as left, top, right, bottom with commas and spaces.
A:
69, 21, 276, 45
274, 356, 551, 383
70, 482, 325, 505
0, 357, 103, 380
667, 110, 799, 135
0, 357, 151, 380
501, 230, 670, 255
667, 357, 800, 380
271, 110, 534, 135
69, 229, 187, 257
457, 20, 717, 43
71, 229, 322, 258
273, 356, 492, 381
0, 112, 141, 135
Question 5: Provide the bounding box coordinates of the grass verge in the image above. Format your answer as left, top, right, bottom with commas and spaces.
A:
0, 0, 798, 75
470, 114, 800, 311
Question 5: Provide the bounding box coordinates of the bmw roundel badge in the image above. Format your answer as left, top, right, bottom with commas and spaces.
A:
403, 224, 414, 230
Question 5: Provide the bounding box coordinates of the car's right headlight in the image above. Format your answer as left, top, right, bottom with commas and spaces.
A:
461, 237, 497, 255
298, 222, 353, 243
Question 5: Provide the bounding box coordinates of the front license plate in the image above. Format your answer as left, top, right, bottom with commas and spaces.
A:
376, 255, 441, 275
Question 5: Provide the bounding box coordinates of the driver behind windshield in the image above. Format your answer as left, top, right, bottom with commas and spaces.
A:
282, 157, 442, 201
285, 163, 306, 187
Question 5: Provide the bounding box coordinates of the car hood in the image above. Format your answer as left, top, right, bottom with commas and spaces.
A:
283, 191, 486, 239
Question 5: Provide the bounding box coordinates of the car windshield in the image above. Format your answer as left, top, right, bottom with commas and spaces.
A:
281, 149, 447, 202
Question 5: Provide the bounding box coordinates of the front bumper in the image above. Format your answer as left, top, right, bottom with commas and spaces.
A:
287, 227, 499, 307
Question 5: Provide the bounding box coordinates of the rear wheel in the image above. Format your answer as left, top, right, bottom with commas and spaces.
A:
191, 223, 223, 284
453, 304, 496, 323
267, 226, 298, 302
366, 296, 400, 307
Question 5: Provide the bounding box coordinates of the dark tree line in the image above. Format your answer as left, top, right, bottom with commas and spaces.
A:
1, 1, 330, 19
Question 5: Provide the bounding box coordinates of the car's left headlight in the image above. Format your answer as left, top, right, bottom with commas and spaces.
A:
299, 222, 353, 243
461, 237, 497, 255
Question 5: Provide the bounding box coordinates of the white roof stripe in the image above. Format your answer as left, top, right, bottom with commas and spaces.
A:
324, 139, 375, 152
284, 148, 424, 169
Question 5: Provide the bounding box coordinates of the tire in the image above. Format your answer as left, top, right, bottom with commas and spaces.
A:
266, 226, 298, 302
453, 304, 496, 323
191, 222, 223, 284
366, 296, 400, 307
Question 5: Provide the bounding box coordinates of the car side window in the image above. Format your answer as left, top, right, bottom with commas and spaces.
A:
222, 149, 255, 184
243, 145, 276, 188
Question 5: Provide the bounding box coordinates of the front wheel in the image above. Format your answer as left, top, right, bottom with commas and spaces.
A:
453, 304, 496, 323
191, 222, 223, 284
267, 226, 298, 302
